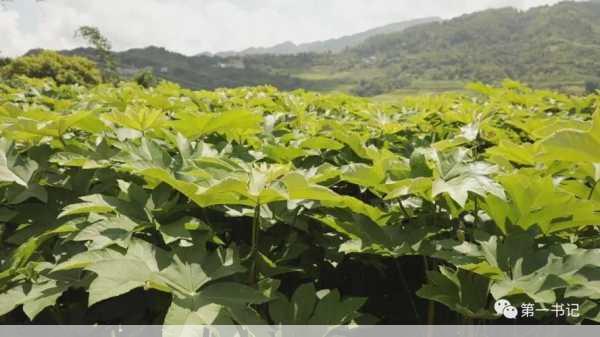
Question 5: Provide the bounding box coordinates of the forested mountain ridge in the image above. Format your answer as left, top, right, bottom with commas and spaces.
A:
56, 1, 600, 95
338, 2, 600, 87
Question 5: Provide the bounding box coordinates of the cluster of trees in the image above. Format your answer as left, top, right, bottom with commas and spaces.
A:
351, 76, 411, 97
0, 51, 102, 86
586, 80, 600, 93
0, 26, 162, 88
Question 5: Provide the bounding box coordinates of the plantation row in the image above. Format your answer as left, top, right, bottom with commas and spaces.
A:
0, 77, 599, 325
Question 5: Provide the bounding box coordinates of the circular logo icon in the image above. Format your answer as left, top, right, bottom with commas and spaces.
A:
494, 299, 511, 315
494, 299, 519, 319
503, 306, 518, 319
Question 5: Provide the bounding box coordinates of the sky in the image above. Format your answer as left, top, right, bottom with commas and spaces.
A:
0, 0, 582, 57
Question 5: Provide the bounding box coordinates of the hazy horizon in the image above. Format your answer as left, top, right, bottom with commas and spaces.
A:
0, 0, 584, 57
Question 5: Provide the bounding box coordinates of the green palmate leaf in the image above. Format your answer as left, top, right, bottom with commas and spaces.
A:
0, 267, 82, 320
433, 147, 470, 180
169, 109, 263, 139
300, 136, 344, 151
0, 223, 78, 281
49, 140, 117, 169
115, 137, 173, 170
22, 269, 85, 320
21, 283, 64, 320
163, 287, 266, 326
160, 249, 263, 326
417, 267, 495, 319
311, 210, 392, 250
58, 194, 117, 218
82, 238, 247, 308
341, 163, 386, 189
541, 131, 600, 163
58, 194, 148, 221
484, 173, 600, 234
0, 140, 38, 187
0, 283, 63, 320
164, 295, 233, 326
4, 183, 48, 204
84, 239, 169, 305
269, 283, 366, 325
159, 247, 246, 297
135, 166, 385, 223
282, 173, 386, 223
430, 148, 505, 206
0, 284, 27, 317
52, 249, 125, 272
130, 162, 287, 207
383, 177, 432, 200
290, 283, 318, 323
103, 105, 168, 131
53, 110, 98, 136
454, 235, 600, 305
158, 216, 212, 245
432, 162, 505, 207
201, 282, 269, 306
540, 112, 600, 163
433, 173, 505, 207
307, 290, 367, 325
409, 149, 433, 178
486, 141, 538, 166
330, 130, 372, 160
262, 144, 306, 162
72, 214, 139, 250
0, 109, 98, 140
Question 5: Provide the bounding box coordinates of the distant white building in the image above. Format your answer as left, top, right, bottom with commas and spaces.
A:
216, 60, 245, 69
363, 55, 378, 65
160, 67, 169, 73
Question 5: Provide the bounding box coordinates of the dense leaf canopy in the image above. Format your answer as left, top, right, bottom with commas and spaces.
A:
0, 77, 599, 326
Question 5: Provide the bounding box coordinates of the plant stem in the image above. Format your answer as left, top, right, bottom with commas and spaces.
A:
398, 199, 410, 219
247, 203, 261, 285
394, 259, 420, 321
427, 301, 436, 324
589, 181, 598, 200
251, 203, 260, 257
473, 198, 481, 226
423, 256, 436, 325
58, 136, 67, 148
242, 203, 261, 261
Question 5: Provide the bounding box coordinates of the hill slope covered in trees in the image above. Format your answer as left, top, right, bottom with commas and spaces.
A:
57, 1, 600, 95
325, 1, 600, 94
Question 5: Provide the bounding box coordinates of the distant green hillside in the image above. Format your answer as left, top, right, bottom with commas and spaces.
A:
63, 1, 600, 96
328, 1, 600, 94
64, 46, 328, 91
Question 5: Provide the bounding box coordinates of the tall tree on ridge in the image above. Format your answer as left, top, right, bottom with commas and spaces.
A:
75, 26, 119, 83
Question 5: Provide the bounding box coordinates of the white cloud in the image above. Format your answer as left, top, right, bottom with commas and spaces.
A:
0, 0, 581, 57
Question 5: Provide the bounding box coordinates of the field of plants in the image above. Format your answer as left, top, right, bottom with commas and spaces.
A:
0, 76, 599, 325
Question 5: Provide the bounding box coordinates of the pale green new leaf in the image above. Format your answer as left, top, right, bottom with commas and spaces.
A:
540, 112, 600, 163
0, 139, 38, 187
